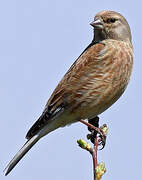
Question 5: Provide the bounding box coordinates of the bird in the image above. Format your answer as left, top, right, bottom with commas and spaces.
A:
4, 10, 133, 175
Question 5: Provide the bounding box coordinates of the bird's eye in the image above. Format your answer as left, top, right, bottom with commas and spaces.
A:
106, 18, 116, 23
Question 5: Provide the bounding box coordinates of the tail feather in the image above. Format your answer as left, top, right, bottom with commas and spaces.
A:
4, 134, 40, 176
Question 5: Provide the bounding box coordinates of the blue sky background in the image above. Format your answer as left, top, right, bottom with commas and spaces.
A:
1, 0, 142, 179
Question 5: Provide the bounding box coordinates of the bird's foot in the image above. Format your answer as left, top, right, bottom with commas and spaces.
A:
80, 118, 108, 149
87, 125, 106, 150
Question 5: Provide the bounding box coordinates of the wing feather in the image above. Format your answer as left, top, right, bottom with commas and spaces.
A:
26, 42, 105, 139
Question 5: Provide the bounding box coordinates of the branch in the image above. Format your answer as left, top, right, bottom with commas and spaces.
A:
77, 117, 108, 180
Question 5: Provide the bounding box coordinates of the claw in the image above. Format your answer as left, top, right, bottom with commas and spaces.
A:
87, 123, 107, 149
98, 134, 106, 150
96, 127, 106, 150
80, 118, 108, 149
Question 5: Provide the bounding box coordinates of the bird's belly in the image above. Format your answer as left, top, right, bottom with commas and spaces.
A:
71, 83, 127, 120
39, 83, 126, 138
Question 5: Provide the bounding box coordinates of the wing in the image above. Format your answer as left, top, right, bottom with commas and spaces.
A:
26, 42, 105, 139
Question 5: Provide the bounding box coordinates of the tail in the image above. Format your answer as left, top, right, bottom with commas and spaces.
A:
4, 134, 40, 176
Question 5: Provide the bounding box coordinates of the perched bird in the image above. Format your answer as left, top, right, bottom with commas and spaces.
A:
4, 10, 133, 175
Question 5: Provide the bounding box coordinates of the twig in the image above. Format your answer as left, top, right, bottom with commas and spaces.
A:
77, 118, 107, 180
93, 137, 99, 179
80, 119, 99, 132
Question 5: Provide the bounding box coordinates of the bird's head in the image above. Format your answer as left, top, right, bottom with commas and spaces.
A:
90, 10, 132, 43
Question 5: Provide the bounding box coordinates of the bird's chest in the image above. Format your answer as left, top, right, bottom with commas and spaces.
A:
89, 50, 132, 116
72, 50, 132, 119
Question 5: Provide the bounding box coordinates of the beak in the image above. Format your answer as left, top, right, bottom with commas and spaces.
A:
90, 19, 104, 29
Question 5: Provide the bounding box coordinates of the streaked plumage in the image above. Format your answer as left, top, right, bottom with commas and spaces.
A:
4, 10, 133, 175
